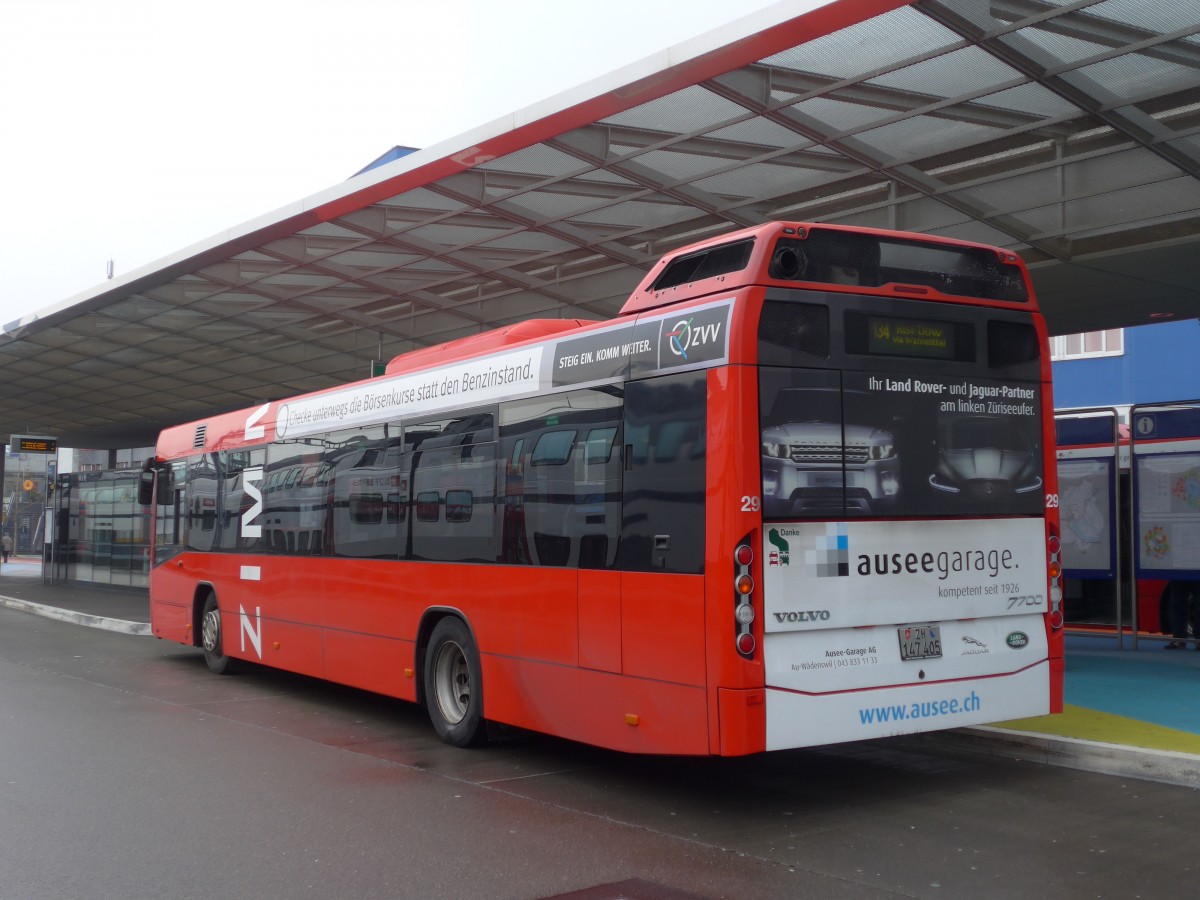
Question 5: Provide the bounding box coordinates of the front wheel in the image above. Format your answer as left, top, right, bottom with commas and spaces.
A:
200, 593, 235, 675
424, 617, 486, 747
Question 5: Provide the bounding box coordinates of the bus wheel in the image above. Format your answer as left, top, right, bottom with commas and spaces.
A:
425, 617, 486, 747
200, 593, 234, 675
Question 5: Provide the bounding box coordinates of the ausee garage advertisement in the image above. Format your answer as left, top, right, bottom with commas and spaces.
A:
762, 517, 1048, 631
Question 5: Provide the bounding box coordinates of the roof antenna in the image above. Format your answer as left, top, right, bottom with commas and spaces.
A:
106, 258, 114, 280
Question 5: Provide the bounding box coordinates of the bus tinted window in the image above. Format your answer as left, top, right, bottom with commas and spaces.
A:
184, 455, 218, 552
216, 450, 267, 552
499, 389, 623, 569
266, 438, 332, 556
758, 301, 830, 360
153, 459, 187, 565
409, 414, 497, 563
988, 320, 1041, 368
620, 372, 706, 574
651, 238, 754, 290
769, 230, 1028, 302
329, 426, 402, 559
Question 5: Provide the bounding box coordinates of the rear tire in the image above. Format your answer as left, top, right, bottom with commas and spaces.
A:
424, 617, 486, 747
200, 593, 234, 675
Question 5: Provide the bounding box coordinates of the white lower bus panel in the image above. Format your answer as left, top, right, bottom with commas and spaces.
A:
763, 613, 1050, 749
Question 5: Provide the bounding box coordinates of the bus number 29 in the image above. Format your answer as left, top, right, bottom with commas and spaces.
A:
741, 495, 761, 512
1045, 493, 1059, 509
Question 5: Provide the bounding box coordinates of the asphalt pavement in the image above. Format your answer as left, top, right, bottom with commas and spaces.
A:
3, 553, 1198, 789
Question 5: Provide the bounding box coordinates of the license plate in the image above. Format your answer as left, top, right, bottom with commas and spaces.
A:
898, 624, 942, 661
807, 472, 844, 487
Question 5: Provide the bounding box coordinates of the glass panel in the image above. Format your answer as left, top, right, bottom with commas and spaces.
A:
93, 481, 115, 585
407, 412, 497, 563
154, 460, 187, 566
216, 449, 266, 552
500, 389, 623, 569
621, 372, 705, 574
410, 444, 496, 562
768, 230, 1028, 301
328, 426, 401, 559
110, 472, 142, 586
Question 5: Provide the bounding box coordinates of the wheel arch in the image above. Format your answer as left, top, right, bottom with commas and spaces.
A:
414, 606, 475, 707
190, 582, 218, 649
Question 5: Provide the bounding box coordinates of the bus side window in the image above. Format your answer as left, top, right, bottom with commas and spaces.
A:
620, 371, 706, 574
151, 459, 188, 566
408, 411, 497, 563
328, 426, 401, 560
499, 388, 623, 569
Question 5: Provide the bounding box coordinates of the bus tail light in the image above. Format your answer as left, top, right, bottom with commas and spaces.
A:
734, 534, 757, 659
1047, 531, 1063, 630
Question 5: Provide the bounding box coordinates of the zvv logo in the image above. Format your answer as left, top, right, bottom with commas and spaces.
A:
665, 317, 723, 360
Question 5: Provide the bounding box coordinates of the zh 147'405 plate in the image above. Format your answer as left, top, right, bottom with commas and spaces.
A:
898, 624, 942, 661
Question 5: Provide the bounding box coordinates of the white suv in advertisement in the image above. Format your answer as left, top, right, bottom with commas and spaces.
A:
762, 388, 899, 516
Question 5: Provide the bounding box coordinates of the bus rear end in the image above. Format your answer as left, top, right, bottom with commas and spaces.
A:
746, 226, 1063, 749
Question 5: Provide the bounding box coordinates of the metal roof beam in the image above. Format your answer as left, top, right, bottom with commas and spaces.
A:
703, 64, 1071, 259
921, 0, 1200, 184
991, 0, 1200, 70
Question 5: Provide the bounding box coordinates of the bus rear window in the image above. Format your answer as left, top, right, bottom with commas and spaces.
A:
768, 230, 1028, 302
651, 239, 755, 291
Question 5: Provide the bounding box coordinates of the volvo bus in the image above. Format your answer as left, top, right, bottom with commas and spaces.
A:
142, 222, 1063, 755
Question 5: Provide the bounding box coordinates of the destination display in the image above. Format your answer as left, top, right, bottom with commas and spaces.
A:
866, 315, 956, 360
11, 435, 58, 454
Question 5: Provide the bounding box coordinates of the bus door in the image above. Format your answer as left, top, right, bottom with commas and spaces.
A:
618, 372, 707, 686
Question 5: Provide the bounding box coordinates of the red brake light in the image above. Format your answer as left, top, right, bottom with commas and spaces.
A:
734, 532, 757, 660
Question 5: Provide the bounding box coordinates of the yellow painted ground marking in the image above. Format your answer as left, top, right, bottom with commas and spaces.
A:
993, 704, 1200, 755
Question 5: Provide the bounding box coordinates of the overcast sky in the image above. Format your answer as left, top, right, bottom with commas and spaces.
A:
0, 0, 802, 328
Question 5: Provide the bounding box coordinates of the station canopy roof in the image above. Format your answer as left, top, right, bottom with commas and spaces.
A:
4, 0, 1200, 449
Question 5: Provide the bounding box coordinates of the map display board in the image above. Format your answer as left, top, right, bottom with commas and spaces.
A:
1133, 405, 1200, 579
1054, 414, 1118, 579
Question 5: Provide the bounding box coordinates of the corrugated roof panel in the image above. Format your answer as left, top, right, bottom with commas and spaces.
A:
868, 45, 1021, 96
601, 85, 751, 133
760, 6, 960, 80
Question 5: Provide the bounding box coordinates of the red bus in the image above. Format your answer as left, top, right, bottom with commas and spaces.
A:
142, 222, 1063, 755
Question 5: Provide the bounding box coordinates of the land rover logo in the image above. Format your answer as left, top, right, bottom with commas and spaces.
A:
1006, 631, 1029, 649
